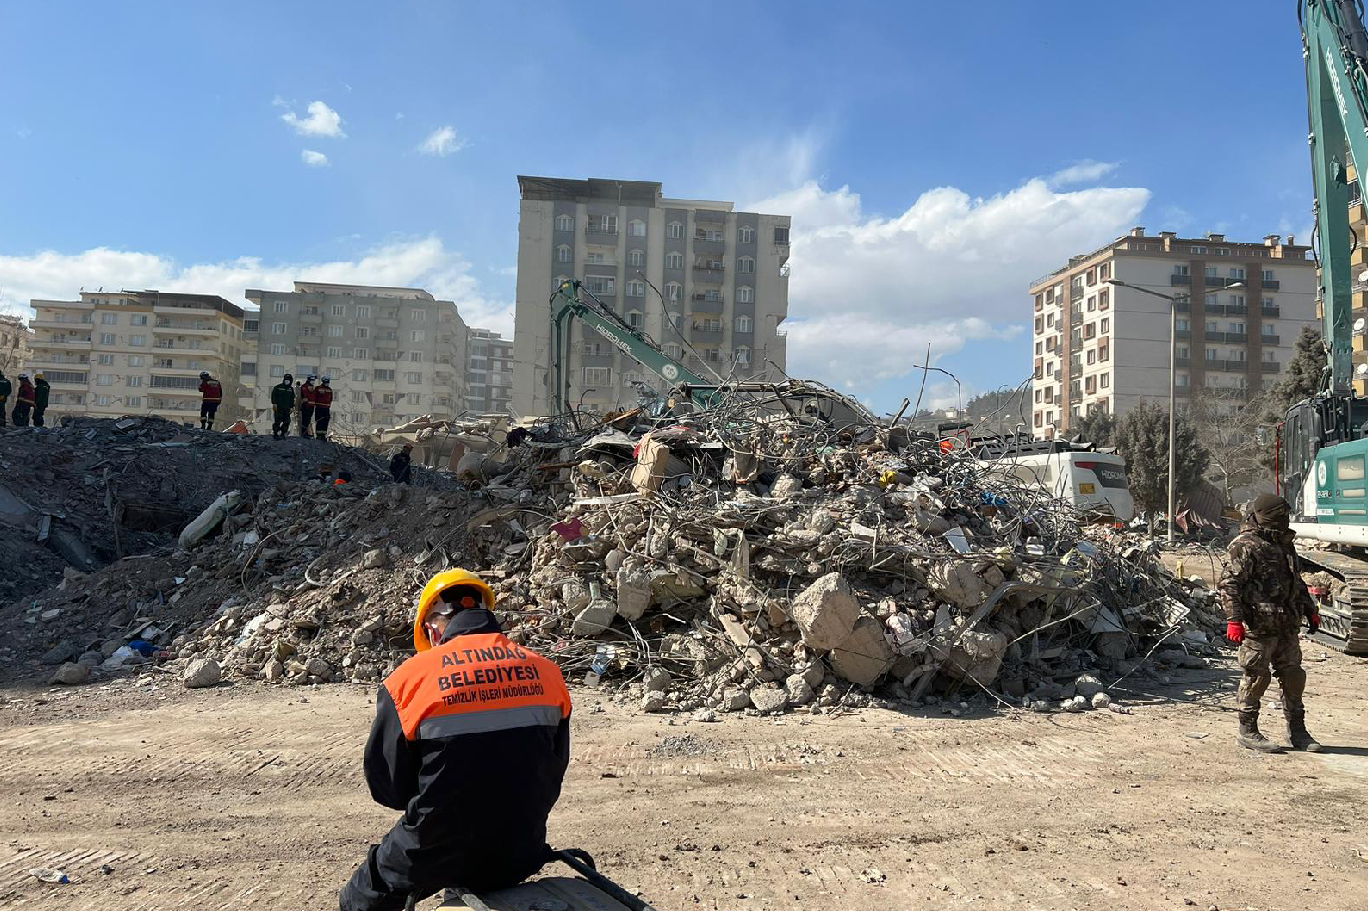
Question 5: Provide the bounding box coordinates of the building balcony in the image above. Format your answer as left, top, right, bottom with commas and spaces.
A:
1262, 334, 1281, 346
690, 326, 724, 343
1204, 331, 1227, 343
585, 227, 618, 238
1174, 300, 1191, 313
29, 318, 91, 331
47, 377, 90, 389
693, 265, 725, 281
1170, 273, 1192, 286
376, 317, 399, 329
146, 383, 201, 396
36, 337, 92, 348
1175, 356, 1191, 367
1226, 332, 1249, 344
299, 310, 323, 324
1176, 329, 1191, 340
1262, 305, 1281, 318
1261, 361, 1280, 373
692, 237, 725, 254
152, 343, 218, 355
153, 321, 216, 335
1261, 279, 1280, 290
27, 356, 90, 367
695, 209, 727, 224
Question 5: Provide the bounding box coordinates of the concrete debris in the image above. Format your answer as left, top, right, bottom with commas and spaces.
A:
183, 657, 222, 689
49, 661, 91, 685
1, 400, 1227, 719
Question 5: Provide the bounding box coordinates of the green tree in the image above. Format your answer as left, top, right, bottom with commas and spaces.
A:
1114, 401, 1210, 516
1068, 410, 1117, 447
1264, 325, 1324, 421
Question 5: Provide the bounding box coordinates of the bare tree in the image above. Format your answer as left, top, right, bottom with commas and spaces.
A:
1187, 386, 1268, 504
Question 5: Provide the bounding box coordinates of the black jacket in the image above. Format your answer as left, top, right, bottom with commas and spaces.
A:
389, 452, 412, 484
341, 609, 572, 911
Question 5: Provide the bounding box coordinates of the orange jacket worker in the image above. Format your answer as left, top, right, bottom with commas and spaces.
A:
340, 569, 572, 911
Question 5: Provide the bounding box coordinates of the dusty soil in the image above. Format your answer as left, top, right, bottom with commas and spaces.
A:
2, 647, 1367, 911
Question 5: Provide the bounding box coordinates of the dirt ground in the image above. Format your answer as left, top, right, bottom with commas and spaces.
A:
2, 645, 1367, 911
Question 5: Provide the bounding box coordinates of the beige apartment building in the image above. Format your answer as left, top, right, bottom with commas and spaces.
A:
512, 176, 790, 415
465, 328, 513, 414
241, 281, 468, 436
0, 314, 32, 377
1030, 229, 1317, 438
27, 290, 246, 423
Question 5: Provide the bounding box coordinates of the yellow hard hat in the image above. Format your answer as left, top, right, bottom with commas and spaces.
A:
412, 568, 497, 651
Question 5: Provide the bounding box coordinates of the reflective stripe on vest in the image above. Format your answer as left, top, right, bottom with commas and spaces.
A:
384, 632, 571, 741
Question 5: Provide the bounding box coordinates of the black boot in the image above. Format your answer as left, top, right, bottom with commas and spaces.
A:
1238, 713, 1284, 753
1286, 710, 1323, 752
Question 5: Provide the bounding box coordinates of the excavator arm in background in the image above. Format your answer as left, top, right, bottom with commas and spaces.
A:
547, 279, 710, 415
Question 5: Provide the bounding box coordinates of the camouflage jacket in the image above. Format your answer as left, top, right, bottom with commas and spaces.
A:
1218, 521, 1317, 633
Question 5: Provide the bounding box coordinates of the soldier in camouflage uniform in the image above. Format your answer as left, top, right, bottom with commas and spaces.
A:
1218, 493, 1323, 753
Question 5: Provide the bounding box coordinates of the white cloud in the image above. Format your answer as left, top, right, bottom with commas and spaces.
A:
1047, 160, 1119, 187
280, 100, 346, 138
418, 125, 465, 156
0, 237, 512, 334
300, 149, 329, 167
746, 173, 1150, 394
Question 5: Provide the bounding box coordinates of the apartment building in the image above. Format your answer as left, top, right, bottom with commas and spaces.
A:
0, 314, 32, 377
512, 176, 790, 415
465, 328, 514, 414
27, 290, 246, 422
242, 281, 468, 436
1030, 228, 1317, 438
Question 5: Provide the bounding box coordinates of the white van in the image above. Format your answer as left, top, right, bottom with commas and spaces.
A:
979, 450, 1135, 521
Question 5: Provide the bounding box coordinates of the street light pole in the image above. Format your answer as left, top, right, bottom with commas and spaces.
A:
1107, 278, 1244, 543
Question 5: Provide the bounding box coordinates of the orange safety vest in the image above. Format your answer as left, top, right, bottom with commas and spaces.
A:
384, 631, 571, 742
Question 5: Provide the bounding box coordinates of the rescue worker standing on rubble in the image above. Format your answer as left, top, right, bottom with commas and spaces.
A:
314, 376, 334, 440
340, 569, 572, 911
299, 375, 317, 438
0, 369, 10, 428
12, 374, 35, 427
1219, 493, 1323, 753
270, 373, 295, 439
198, 372, 223, 431
389, 443, 413, 484
32, 373, 50, 427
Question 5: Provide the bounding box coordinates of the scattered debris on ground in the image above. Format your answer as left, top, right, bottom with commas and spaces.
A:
3, 399, 1230, 717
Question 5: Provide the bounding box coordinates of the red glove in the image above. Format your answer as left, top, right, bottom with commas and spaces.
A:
1226, 622, 1245, 644
1308, 613, 1320, 634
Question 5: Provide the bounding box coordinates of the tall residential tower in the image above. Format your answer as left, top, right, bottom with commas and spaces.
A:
512, 176, 790, 416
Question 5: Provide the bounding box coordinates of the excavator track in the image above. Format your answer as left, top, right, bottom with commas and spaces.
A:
1294, 550, 1368, 656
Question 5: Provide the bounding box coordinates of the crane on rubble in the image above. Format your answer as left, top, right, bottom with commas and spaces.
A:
1277, 0, 1368, 654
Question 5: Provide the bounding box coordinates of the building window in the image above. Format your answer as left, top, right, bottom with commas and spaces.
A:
1206, 346, 1219, 360
406, 371, 422, 384
1263, 269, 1276, 281
375, 369, 396, 381
667, 222, 683, 239
738, 256, 755, 275
350, 369, 368, 382
1206, 294, 1218, 306
1099, 262, 1110, 280
126, 376, 142, 387
274, 301, 289, 313
1087, 350, 1096, 365
736, 314, 753, 333
101, 312, 118, 325
1231, 321, 1246, 334
628, 249, 645, 267
1173, 264, 1190, 276
774, 226, 790, 245
410, 351, 423, 362
1230, 267, 1246, 280
663, 343, 682, 359
130, 314, 147, 326
628, 219, 646, 237
735, 346, 751, 366
356, 305, 371, 318
97, 354, 114, 365
585, 276, 615, 296
96, 374, 114, 386
738, 286, 754, 304
326, 346, 343, 359
270, 322, 285, 335
355, 326, 369, 339
270, 344, 286, 355
411, 329, 426, 342
627, 310, 643, 328
328, 324, 344, 337
584, 366, 612, 386
666, 251, 683, 269
665, 282, 682, 301
1205, 265, 1218, 278
1087, 295, 1096, 312
556, 213, 574, 232
330, 304, 347, 317
738, 225, 755, 243
1098, 288, 1109, 309
626, 280, 645, 298
1034, 341, 1043, 355
1176, 318, 1190, 331
354, 347, 369, 359
556, 244, 571, 263
1100, 318, 1109, 333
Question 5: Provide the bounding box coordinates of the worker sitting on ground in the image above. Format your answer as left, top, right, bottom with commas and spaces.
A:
340, 569, 572, 911
389, 443, 413, 484
1219, 493, 1323, 753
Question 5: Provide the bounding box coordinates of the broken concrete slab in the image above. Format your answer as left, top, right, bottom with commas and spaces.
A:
790, 572, 861, 651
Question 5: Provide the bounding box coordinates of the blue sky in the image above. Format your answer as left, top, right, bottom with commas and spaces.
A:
0, 0, 1317, 413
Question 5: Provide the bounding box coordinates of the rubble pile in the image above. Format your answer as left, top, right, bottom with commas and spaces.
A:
471, 389, 1229, 715
4, 393, 1229, 717
0, 416, 395, 604
3, 478, 472, 684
